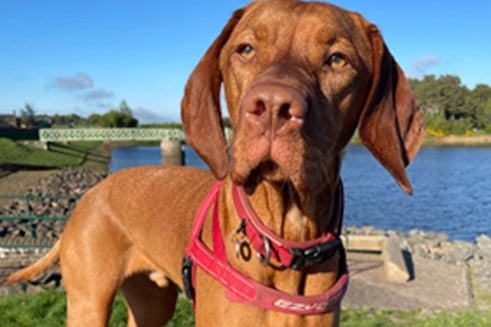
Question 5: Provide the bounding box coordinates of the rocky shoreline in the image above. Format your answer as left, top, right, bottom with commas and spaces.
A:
344, 225, 491, 298
0, 169, 106, 245
0, 169, 490, 304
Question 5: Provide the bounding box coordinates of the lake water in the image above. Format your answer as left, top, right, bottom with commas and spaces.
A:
109, 146, 491, 242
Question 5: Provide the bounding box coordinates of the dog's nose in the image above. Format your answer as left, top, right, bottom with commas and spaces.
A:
242, 83, 308, 135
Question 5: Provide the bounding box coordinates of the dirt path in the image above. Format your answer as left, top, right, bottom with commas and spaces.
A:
343, 253, 472, 311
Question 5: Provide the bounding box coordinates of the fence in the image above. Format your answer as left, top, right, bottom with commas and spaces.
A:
38, 127, 233, 142
0, 194, 79, 248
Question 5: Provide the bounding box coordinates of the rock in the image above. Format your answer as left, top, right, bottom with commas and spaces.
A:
477, 234, 491, 249
413, 243, 431, 259
441, 241, 475, 263
423, 237, 441, 248
383, 234, 410, 283
425, 231, 449, 246
476, 247, 491, 261
408, 229, 423, 238
0, 169, 107, 245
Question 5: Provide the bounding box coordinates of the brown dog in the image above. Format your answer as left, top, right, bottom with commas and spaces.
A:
2, 1, 423, 326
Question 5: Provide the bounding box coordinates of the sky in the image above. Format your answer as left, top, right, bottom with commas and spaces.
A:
1, 1, 490, 123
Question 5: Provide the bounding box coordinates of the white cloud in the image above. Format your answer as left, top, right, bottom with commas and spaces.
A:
80, 89, 115, 102
52, 73, 94, 91
412, 55, 440, 74
133, 107, 172, 123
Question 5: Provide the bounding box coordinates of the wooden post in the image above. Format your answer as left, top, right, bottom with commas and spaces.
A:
160, 139, 185, 166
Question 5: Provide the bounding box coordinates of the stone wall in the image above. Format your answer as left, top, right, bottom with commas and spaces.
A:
344, 226, 491, 296
0, 169, 107, 246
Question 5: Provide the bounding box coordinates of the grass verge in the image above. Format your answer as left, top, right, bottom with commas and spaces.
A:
1, 290, 490, 326
0, 138, 109, 171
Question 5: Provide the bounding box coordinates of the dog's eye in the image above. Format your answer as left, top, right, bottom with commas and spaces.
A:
237, 43, 256, 60
325, 53, 348, 69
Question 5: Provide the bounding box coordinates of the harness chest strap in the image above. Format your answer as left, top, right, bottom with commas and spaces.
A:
183, 181, 349, 315
231, 182, 344, 269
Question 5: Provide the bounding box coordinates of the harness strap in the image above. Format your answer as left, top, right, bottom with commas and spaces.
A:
183, 181, 349, 315
232, 182, 344, 269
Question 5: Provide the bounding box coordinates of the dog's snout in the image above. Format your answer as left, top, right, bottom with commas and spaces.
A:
243, 83, 308, 135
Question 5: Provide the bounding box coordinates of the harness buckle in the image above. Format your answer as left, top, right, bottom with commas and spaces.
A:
256, 236, 272, 265
181, 256, 195, 299
232, 220, 247, 259
290, 238, 342, 270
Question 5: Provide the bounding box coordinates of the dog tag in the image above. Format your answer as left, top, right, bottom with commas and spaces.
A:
233, 238, 243, 258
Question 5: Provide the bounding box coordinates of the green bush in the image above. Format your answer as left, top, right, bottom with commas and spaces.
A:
424, 112, 474, 135
486, 122, 491, 134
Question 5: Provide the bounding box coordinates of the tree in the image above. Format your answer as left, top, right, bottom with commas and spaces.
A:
409, 75, 491, 133
119, 100, 132, 116
472, 84, 491, 105
52, 113, 84, 127
99, 110, 138, 127
20, 103, 36, 126
481, 99, 491, 132
88, 113, 103, 126
471, 84, 491, 129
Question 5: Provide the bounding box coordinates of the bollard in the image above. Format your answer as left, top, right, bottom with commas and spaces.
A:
160, 139, 185, 166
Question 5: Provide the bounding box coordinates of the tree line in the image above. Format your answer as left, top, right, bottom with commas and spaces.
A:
409, 75, 491, 135
19, 100, 138, 128
14, 75, 491, 135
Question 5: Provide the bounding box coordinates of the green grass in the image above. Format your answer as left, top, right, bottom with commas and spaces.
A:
0, 138, 108, 170
0, 290, 194, 327
341, 308, 491, 326
1, 290, 490, 326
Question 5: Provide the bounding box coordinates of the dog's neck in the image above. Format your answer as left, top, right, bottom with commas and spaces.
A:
238, 177, 339, 242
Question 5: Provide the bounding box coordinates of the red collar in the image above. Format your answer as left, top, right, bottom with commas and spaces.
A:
183, 181, 349, 315
231, 183, 344, 269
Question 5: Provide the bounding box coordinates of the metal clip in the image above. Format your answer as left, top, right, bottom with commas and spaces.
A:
181, 256, 195, 299
232, 220, 247, 258
235, 219, 246, 234
233, 238, 245, 258
256, 236, 271, 265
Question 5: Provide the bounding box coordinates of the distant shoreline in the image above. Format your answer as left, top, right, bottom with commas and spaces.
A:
425, 135, 491, 146
349, 134, 491, 147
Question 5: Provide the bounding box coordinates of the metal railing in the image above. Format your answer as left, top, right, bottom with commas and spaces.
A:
39, 128, 185, 142
38, 127, 233, 142
0, 194, 79, 248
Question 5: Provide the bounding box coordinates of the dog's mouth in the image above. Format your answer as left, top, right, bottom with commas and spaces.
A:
231, 157, 303, 194
244, 160, 284, 186
229, 118, 308, 194
255, 160, 283, 180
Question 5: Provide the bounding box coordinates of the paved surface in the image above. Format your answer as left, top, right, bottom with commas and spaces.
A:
343, 252, 472, 310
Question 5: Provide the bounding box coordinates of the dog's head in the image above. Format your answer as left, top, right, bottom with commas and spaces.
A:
182, 0, 423, 199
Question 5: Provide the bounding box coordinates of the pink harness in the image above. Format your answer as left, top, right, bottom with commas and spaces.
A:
182, 182, 349, 315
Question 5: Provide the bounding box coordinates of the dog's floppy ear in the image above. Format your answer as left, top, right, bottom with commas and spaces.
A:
181, 9, 245, 179
358, 25, 424, 195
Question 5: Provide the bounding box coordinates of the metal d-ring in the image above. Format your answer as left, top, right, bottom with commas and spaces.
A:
256, 236, 271, 265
